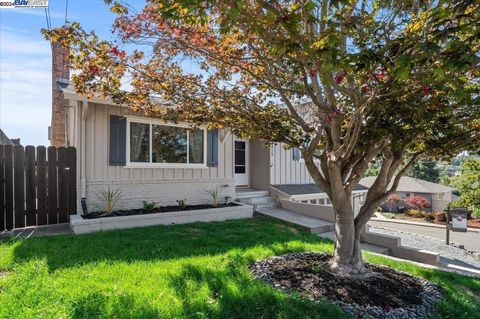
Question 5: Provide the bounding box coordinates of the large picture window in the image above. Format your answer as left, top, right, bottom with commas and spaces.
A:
127, 118, 206, 166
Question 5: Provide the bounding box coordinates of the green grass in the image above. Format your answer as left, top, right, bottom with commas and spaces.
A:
0, 217, 479, 319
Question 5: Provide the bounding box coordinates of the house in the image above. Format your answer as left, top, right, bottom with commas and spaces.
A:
0, 129, 19, 146
49, 43, 324, 213
359, 176, 456, 212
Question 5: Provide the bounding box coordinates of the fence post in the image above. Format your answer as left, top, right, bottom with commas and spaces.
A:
47, 146, 58, 224
25, 146, 36, 226
4, 145, 13, 230
66, 147, 77, 216
13, 145, 25, 228
37, 146, 48, 226
58, 147, 68, 223
0, 146, 4, 231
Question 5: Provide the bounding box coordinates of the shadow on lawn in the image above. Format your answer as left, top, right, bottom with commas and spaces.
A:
164, 261, 348, 319
9, 217, 332, 272
66, 258, 348, 319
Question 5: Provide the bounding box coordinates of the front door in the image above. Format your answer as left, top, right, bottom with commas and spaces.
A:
234, 139, 249, 186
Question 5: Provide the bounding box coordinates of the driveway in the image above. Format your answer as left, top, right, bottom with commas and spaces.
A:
369, 219, 480, 253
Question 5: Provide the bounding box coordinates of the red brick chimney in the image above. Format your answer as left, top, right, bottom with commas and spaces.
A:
51, 41, 70, 147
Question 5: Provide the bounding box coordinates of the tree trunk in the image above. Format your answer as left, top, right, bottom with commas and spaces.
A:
330, 201, 368, 277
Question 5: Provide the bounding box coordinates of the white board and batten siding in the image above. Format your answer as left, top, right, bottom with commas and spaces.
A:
269, 143, 320, 185
71, 102, 235, 211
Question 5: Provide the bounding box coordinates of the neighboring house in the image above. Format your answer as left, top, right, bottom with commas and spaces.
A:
0, 129, 18, 146
359, 176, 456, 212
49, 43, 323, 213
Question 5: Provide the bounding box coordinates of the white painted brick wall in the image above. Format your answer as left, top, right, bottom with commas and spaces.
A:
76, 179, 235, 213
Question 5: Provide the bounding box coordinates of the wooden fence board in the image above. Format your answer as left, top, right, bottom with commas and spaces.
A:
37, 146, 48, 226
25, 146, 36, 226
13, 145, 25, 228
47, 146, 58, 225
0, 146, 5, 231
0, 145, 76, 229
57, 147, 68, 223
4, 145, 13, 230
66, 147, 76, 216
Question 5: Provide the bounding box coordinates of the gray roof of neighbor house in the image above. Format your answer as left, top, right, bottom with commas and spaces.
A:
359, 176, 456, 194
0, 129, 14, 146
271, 183, 368, 196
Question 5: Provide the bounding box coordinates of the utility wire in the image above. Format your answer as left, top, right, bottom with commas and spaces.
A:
44, 8, 51, 30
64, 0, 69, 25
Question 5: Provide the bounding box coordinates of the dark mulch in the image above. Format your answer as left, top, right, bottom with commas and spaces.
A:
250, 252, 426, 309
82, 203, 240, 219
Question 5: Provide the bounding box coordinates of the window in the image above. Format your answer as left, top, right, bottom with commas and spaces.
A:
127, 118, 206, 166
438, 193, 444, 200
235, 141, 246, 173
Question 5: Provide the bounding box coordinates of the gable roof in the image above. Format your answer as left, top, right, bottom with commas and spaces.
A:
0, 129, 14, 146
271, 183, 368, 196
359, 176, 455, 194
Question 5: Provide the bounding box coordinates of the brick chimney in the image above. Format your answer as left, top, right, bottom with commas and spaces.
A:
50, 41, 70, 147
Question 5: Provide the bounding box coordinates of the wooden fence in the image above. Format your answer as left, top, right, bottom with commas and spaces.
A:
0, 145, 76, 231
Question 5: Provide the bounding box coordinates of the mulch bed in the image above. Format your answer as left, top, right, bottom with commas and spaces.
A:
250, 252, 443, 319
82, 203, 239, 219
468, 219, 480, 229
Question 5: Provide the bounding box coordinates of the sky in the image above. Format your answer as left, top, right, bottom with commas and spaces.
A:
0, 0, 127, 146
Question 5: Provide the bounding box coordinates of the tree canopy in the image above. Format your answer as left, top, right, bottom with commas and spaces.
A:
43, 0, 480, 276
451, 158, 480, 210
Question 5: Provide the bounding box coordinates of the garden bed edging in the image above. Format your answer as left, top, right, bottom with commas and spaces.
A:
70, 203, 254, 234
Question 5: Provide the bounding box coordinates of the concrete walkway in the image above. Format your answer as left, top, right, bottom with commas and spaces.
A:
256, 207, 391, 255
256, 207, 335, 234
369, 220, 480, 253
0, 224, 73, 239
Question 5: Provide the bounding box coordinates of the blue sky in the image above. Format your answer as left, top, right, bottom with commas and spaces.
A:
0, 0, 124, 146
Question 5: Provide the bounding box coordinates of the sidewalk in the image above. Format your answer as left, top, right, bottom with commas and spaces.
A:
369, 219, 480, 253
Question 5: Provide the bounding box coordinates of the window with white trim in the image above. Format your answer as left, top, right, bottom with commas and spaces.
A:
128, 119, 206, 166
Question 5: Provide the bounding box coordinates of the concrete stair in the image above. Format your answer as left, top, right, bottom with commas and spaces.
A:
256, 206, 392, 255
235, 188, 275, 208
256, 207, 335, 234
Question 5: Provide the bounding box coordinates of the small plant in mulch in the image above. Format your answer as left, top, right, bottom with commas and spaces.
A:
142, 200, 157, 213
205, 187, 222, 208
176, 199, 187, 210
250, 252, 443, 319
94, 187, 123, 216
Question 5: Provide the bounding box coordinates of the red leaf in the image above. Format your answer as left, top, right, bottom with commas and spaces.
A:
334, 74, 344, 84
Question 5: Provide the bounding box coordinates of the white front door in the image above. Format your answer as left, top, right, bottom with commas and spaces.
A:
234, 139, 249, 186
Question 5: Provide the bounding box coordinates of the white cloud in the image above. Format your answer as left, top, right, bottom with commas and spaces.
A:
0, 27, 52, 145
2, 8, 63, 19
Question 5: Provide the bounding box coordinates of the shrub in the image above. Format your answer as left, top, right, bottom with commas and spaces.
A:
142, 201, 157, 212
177, 199, 187, 210
474, 209, 480, 219
385, 193, 401, 212
205, 187, 222, 207
405, 196, 431, 211
95, 187, 122, 215
406, 209, 424, 218
406, 209, 435, 220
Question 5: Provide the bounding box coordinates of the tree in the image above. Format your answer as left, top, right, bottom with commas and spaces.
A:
405, 196, 431, 211
43, 1, 480, 277
365, 160, 381, 177
406, 160, 440, 183
451, 159, 480, 210
385, 193, 401, 213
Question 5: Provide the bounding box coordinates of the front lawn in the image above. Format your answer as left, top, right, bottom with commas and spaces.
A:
0, 217, 479, 319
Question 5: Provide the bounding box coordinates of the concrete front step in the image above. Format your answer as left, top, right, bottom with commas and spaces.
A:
256, 207, 334, 234
235, 190, 270, 199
